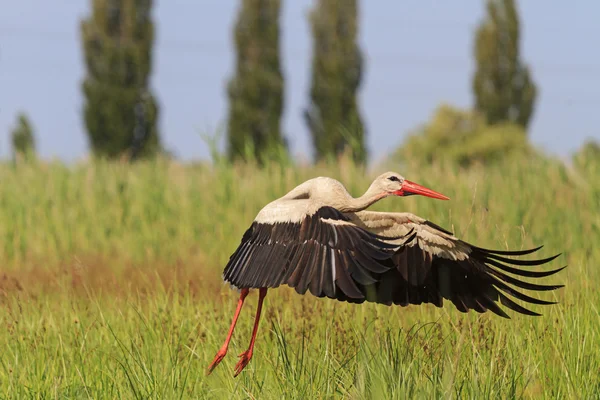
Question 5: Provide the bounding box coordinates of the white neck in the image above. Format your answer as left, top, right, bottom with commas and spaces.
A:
338, 183, 387, 212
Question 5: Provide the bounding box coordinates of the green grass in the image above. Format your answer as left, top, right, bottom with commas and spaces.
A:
0, 155, 598, 398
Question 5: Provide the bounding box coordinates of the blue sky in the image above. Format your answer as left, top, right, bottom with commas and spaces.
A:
1, 1, 599, 164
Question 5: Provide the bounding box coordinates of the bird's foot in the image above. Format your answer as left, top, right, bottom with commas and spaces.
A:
233, 349, 253, 377
207, 346, 228, 374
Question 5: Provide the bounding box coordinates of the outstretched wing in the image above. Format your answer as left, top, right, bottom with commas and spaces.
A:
222, 206, 412, 300
346, 211, 565, 318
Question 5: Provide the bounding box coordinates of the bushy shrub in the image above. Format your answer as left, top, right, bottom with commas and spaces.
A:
393, 104, 532, 167
573, 139, 600, 171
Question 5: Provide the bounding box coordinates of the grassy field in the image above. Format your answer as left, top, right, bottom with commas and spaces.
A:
0, 156, 598, 399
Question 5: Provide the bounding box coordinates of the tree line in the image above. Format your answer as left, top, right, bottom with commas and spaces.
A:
12, 0, 544, 165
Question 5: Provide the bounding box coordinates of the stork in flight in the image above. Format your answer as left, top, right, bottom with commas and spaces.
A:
207, 172, 564, 376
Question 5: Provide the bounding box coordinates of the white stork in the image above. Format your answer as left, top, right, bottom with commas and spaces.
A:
207, 172, 564, 376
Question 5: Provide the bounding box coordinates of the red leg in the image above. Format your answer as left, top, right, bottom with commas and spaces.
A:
234, 288, 268, 377
207, 288, 249, 374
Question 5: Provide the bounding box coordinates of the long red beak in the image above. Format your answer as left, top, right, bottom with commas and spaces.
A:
394, 180, 450, 200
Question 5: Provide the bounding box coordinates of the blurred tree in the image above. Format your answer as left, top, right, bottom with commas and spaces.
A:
473, 0, 537, 130
11, 112, 36, 161
227, 0, 287, 164
394, 104, 531, 167
81, 0, 161, 160
304, 0, 366, 164
573, 139, 600, 171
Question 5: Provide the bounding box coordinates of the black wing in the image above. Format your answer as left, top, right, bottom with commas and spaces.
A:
222, 206, 412, 300
368, 233, 565, 318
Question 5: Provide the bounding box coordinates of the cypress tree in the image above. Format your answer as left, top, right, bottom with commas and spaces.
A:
11, 112, 36, 161
304, 0, 366, 164
227, 0, 287, 164
473, 0, 537, 129
81, 0, 161, 160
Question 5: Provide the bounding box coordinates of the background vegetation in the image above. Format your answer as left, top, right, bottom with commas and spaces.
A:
13, 0, 597, 167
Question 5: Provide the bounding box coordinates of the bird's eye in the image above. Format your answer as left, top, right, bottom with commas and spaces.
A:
387, 176, 400, 182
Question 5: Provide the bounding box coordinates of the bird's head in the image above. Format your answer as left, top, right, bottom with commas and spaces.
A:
372, 171, 450, 200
